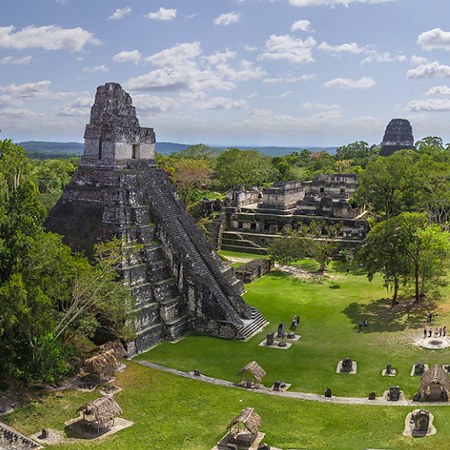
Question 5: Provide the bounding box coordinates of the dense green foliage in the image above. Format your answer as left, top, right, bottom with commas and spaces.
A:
358, 213, 450, 303
0, 140, 133, 382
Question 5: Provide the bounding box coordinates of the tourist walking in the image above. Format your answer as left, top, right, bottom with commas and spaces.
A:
444, 326, 447, 337
423, 327, 427, 338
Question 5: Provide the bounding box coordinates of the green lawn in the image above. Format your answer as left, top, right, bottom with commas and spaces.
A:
6, 360, 450, 450
137, 268, 450, 399
6, 262, 450, 449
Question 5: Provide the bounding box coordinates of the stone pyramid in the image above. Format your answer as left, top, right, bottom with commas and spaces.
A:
46, 83, 266, 354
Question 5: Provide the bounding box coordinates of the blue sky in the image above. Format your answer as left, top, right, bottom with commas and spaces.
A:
1, 0, 450, 147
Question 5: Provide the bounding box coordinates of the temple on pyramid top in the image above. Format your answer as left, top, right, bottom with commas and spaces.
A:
82, 82, 156, 166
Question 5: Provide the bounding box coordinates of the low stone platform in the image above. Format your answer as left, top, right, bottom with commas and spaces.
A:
417, 337, 450, 349
383, 390, 405, 402
213, 431, 266, 450
271, 382, 291, 392
258, 340, 292, 350
403, 410, 436, 437
382, 368, 397, 377
336, 360, 357, 374
410, 364, 429, 377
65, 416, 133, 440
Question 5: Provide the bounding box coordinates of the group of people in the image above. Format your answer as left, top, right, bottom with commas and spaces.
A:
423, 326, 447, 339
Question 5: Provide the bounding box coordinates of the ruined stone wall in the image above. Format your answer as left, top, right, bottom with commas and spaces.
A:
226, 186, 262, 208
259, 181, 305, 211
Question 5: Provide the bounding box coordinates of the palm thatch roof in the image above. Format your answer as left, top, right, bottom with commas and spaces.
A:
78, 396, 122, 425
420, 364, 450, 393
84, 349, 118, 378
227, 407, 261, 436
99, 340, 127, 358
237, 361, 266, 382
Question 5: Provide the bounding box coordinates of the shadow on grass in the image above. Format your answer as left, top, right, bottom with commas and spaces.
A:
343, 297, 435, 333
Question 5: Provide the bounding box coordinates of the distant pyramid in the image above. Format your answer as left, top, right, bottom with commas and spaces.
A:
46, 83, 266, 354
380, 118, 415, 157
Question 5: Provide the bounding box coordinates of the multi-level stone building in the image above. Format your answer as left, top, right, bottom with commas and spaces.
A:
209, 174, 367, 254
46, 83, 265, 354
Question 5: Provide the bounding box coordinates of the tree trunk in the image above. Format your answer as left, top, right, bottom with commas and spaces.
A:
415, 262, 420, 303
392, 277, 399, 306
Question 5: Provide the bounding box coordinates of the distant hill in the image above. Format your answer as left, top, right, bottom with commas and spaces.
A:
156, 142, 337, 156
17, 141, 83, 158
17, 140, 337, 158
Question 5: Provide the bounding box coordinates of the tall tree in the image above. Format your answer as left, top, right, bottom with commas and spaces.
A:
214, 148, 277, 189
358, 212, 450, 303
353, 150, 420, 220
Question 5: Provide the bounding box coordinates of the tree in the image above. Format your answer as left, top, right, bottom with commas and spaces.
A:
171, 158, 212, 204
0, 139, 134, 382
214, 148, 277, 189
180, 143, 218, 161
334, 141, 378, 169
358, 212, 450, 304
268, 222, 339, 271
353, 150, 420, 220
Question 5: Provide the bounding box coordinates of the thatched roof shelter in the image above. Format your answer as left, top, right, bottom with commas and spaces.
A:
237, 361, 266, 382
84, 349, 118, 382
227, 407, 261, 438
99, 340, 127, 358
78, 396, 122, 429
420, 364, 450, 401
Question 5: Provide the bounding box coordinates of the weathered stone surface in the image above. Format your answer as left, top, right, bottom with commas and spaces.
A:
82, 82, 155, 166
220, 174, 367, 254
380, 118, 415, 157
46, 83, 264, 354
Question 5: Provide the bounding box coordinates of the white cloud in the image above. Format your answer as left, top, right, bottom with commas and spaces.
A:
0, 95, 15, 107
145, 42, 201, 69
407, 61, 450, 79
361, 51, 407, 64
319, 41, 366, 55
83, 64, 108, 73
145, 7, 177, 21
195, 96, 247, 110
410, 55, 428, 65
113, 50, 141, 64
0, 55, 32, 65
0, 80, 51, 97
289, 0, 393, 6
263, 74, 316, 83
207, 49, 236, 65
418, 28, 450, 51
1, 108, 37, 118
324, 76, 375, 88
126, 67, 234, 92
303, 102, 342, 110
108, 7, 131, 21
129, 94, 179, 114
291, 20, 312, 32
132, 41, 239, 92
0, 25, 100, 52
215, 60, 266, 81
214, 11, 240, 26
58, 95, 93, 116
259, 34, 316, 64
426, 85, 450, 96
407, 98, 450, 112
